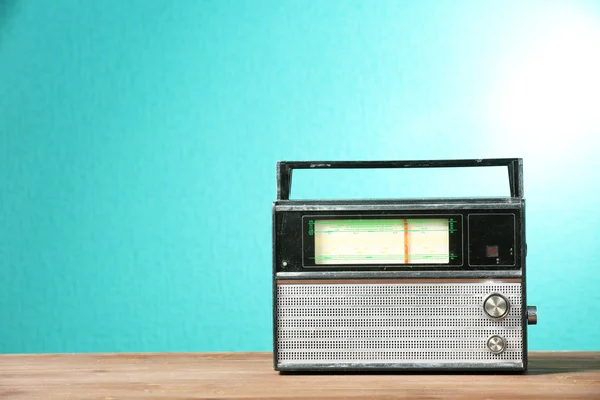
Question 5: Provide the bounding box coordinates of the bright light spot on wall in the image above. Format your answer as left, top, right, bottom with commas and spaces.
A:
485, 6, 600, 175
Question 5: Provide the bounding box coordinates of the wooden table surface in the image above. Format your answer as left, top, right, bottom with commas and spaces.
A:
1, 352, 599, 399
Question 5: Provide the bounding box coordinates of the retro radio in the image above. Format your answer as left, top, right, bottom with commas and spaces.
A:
272, 159, 537, 372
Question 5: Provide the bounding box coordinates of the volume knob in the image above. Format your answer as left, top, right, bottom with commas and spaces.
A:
484, 294, 509, 319
487, 335, 506, 354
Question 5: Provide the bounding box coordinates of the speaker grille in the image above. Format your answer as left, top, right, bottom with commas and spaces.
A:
277, 282, 523, 365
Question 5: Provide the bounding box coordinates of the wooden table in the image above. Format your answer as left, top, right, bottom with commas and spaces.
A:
1, 352, 599, 399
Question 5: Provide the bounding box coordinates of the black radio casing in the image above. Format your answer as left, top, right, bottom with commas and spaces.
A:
272, 159, 535, 373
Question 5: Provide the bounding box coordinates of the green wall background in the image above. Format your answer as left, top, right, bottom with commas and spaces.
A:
1, 0, 599, 353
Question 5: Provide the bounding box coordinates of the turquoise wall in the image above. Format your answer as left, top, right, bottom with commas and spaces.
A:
1, 0, 599, 353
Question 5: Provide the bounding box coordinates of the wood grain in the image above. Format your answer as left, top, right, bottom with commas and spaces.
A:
0, 352, 599, 399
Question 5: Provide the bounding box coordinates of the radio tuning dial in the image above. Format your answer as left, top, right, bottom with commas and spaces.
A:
483, 294, 509, 319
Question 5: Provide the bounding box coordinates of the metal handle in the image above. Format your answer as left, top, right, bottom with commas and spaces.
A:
276, 158, 523, 200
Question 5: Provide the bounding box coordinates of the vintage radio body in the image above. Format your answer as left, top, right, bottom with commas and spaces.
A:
272, 159, 537, 372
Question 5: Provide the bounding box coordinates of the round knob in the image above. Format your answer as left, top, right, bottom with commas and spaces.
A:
487, 335, 506, 354
527, 306, 538, 325
484, 294, 509, 319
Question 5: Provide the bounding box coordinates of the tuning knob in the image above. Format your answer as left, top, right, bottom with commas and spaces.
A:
484, 293, 509, 319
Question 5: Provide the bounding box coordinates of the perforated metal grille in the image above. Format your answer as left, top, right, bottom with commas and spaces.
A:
277, 282, 523, 365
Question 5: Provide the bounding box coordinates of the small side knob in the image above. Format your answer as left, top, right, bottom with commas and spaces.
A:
527, 306, 537, 325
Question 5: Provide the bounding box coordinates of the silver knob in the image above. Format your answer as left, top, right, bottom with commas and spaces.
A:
527, 306, 537, 325
487, 335, 506, 354
484, 293, 509, 318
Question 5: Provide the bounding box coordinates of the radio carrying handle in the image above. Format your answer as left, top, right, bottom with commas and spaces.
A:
276, 158, 523, 200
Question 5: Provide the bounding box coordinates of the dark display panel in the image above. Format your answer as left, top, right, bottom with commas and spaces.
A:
274, 208, 523, 273
468, 213, 516, 266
